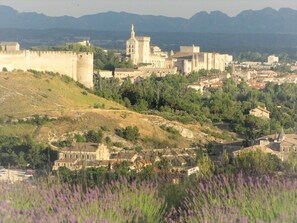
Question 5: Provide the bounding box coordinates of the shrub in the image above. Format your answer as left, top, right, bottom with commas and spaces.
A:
0, 116, 4, 125
234, 149, 283, 175
113, 142, 124, 148
81, 91, 88, 96
105, 136, 111, 144
168, 174, 297, 222
61, 75, 73, 83
2, 67, 8, 72
160, 125, 180, 135
75, 134, 86, 143
85, 130, 103, 143
0, 179, 166, 223
115, 126, 140, 142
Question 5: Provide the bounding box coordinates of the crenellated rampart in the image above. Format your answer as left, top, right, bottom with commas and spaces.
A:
0, 50, 94, 88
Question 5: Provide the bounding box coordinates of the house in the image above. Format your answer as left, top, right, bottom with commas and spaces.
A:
53, 158, 78, 171
233, 131, 297, 161
111, 151, 140, 163
98, 70, 113, 78
53, 142, 110, 170
249, 106, 270, 119
0, 42, 20, 51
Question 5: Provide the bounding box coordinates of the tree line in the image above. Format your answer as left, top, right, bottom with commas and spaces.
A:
94, 72, 297, 143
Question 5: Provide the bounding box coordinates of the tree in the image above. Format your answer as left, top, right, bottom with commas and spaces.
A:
244, 115, 270, 144
157, 157, 171, 172
26, 145, 46, 169
116, 126, 140, 142
234, 149, 283, 175
140, 166, 156, 180
197, 153, 215, 178
85, 130, 103, 143
286, 148, 297, 173
75, 134, 86, 143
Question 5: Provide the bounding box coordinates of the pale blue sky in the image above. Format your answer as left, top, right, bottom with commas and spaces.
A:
0, 0, 297, 18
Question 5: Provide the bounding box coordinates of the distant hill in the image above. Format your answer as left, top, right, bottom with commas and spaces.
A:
0, 6, 297, 33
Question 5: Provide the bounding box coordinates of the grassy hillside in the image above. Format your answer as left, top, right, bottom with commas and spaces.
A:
0, 71, 124, 117
0, 71, 235, 148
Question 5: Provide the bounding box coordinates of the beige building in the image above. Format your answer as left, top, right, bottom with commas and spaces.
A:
267, 55, 279, 65
98, 70, 113, 78
233, 131, 297, 161
249, 106, 270, 119
66, 40, 91, 47
114, 67, 176, 82
173, 45, 232, 75
0, 48, 94, 88
126, 24, 170, 68
0, 42, 20, 51
53, 142, 110, 170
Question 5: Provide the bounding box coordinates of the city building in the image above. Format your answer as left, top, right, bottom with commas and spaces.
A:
249, 106, 270, 119
53, 142, 110, 170
126, 24, 172, 68
0, 42, 20, 51
172, 45, 232, 75
267, 55, 279, 65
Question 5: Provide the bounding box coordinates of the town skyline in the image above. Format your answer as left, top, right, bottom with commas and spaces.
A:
0, 0, 297, 18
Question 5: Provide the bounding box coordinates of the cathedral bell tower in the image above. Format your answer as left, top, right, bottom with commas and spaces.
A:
131, 24, 135, 39
126, 24, 139, 65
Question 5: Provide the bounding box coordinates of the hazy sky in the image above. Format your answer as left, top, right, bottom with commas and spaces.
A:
0, 0, 297, 18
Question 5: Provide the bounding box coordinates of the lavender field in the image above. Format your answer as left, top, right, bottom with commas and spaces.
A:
0, 175, 296, 223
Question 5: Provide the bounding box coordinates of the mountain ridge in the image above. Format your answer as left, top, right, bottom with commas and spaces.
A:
0, 6, 297, 33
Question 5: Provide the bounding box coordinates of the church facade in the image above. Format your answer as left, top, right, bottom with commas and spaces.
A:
126, 24, 169, 68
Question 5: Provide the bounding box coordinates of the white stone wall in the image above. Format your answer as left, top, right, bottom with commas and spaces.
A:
0, 50, 94, 88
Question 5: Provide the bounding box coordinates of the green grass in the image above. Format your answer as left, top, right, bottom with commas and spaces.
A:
0, 71, 124, 117
0, 123, 37, 136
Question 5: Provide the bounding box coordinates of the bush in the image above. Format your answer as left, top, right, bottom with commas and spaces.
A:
81, 91, 88, 96
160, 125, 180, 135
85, 130, 103, 143
2, 67, 8, 72
115, 126, 140, 142
61, 75, 73, 83
75, 134, 86, 143
0, 179, 166, 223
234, 149, 283, 175
105, 136, 111, 145
0, 116, 4, 125
113, 142, 124, 148
168, 174, 297, 222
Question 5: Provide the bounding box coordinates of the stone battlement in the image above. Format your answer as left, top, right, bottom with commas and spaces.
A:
0, 50, 93, 56
0, 50, 94, 88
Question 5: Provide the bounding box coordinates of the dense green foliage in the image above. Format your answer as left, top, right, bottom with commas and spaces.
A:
115, 126, 140, 142
85, 129, 103, 143
94, 73, 297, 141
234, 149, 283, 175
234, 51, 297, 63
0, 135, 57, 169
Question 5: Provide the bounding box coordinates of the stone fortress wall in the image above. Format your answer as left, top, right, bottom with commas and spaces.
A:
0, 49, 94, 88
